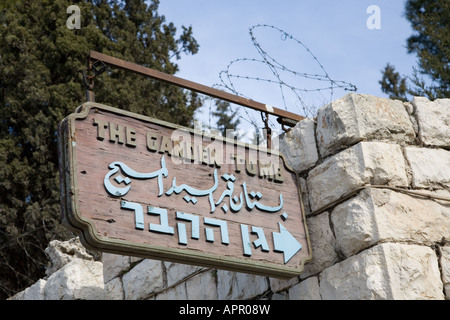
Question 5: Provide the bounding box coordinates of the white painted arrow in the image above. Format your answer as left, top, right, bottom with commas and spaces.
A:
273, 222, 302, 264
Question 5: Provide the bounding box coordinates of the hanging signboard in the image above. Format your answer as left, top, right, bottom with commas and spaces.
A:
58, 102, 311, 278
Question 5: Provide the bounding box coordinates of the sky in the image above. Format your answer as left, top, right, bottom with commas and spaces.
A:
157, 0, 417, 136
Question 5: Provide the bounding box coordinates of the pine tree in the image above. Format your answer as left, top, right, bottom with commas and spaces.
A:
379, 0, 450, 100
0, 0, 200, 299
211, 100, 241, 139
379, 63, 408, 101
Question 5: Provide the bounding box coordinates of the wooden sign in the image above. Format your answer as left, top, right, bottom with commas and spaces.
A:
58, 102, 311, 278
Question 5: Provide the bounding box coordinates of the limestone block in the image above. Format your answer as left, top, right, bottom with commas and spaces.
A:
331, 188, 450, 258
122, 259, 164, 300
45, 237, 93, 277
7, 291, 25, 300
307, 142, 408, 212
217, 270, 269, 300
186, 270, 217, 300
300, 212, 339, 279
269, 276, 299, 293
412, 96, 450, 147
316, 93, 414, 157
288, 277, 321, 300
279, 117, 319, 172
104, 277, 124, 300
319, 243, 444, 300
155, 284, 188, 300
44, 260, 104, 300
271, 291, 288, 300
439, 246, 450, 299
8, 279, 47, 300
164, 261, 202, 287
331, 191, 374, 258
22, 279, 47, 300
404, 101, 419, 135
405, 147, 450, 188
299, 177, 311, 216
102, 253, 132, 283
384, 244, 443, 300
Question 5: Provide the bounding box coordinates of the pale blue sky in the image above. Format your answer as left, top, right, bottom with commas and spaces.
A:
158, 1, 417, 132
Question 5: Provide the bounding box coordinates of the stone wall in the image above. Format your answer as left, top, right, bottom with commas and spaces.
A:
10, 93, 450, 300
9, 237, 105, 300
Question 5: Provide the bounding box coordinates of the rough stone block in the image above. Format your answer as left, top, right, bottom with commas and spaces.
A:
307, 142, 408, 212
45, 237, 93, 277
316, 93, 415, 157
164, 261, 202, 287
404, 101, 419, 135
405, 147, 450, 188
279, 117, 319, 172
122, 259, 164, 300
217, 270, 269, 300
102, 253, 132, 283
440, 246, 450, 299
319, 243, 444, 300
412, 96, 450, 147
24, 279, 47, 300
288, 276, 321, 300
104, 277, 124, 300
44, 260, 104, 300
300, 212, 339, 278
154, 284, 187, 300
298, 177, 311, 216
331, 188, 450, 258
269, 276, 299, 293
186, 270, 217, 300
271, 291, 288, 300
9, 279, 47, 300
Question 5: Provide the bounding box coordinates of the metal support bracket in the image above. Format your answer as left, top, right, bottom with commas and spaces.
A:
277, 117, 298, 132
83, 58, 107, 102
261, 111, 272, 149
83, 50, 305, 148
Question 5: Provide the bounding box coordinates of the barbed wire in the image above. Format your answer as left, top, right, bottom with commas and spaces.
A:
214, 24, 357, 130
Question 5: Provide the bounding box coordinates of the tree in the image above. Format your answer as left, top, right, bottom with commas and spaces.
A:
379, 0, 450, 100
211, 100, 241, 139
379, 63, 408, 101
0, 0, 200, 299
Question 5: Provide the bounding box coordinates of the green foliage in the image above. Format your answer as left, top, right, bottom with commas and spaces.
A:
0, 0, 200, 299
380, 0, 450, 100
379, 63, 408, 101
211, 100, 241, 139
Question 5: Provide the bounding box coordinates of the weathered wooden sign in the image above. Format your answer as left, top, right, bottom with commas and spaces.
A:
58, 102, 311, 278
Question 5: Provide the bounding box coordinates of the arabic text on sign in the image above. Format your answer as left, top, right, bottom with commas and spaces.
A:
103, 156, 302, 263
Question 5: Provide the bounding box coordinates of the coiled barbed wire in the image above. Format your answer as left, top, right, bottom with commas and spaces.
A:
214, 24, 357, 129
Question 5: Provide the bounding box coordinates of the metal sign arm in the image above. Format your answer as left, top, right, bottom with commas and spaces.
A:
87, 50, 305, 123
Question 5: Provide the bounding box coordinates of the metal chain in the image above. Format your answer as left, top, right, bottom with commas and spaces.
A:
82, 58, 107, 102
